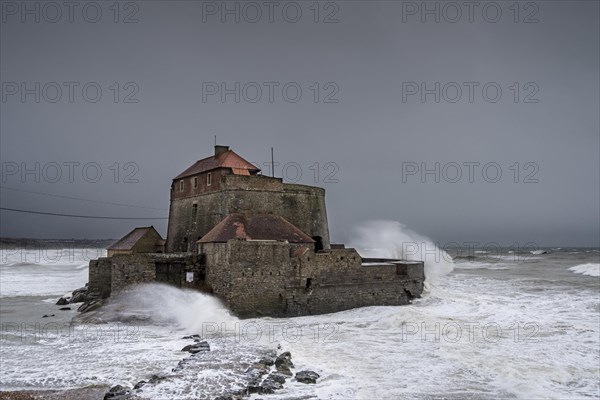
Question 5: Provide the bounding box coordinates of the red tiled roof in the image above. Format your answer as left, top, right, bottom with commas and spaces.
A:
174, 150, 260, 180
197, 214, 315, 244
107, 226, 162, 250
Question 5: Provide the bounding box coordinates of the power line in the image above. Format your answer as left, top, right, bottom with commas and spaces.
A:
0, 186, 166, 211
0, 207, 167, 220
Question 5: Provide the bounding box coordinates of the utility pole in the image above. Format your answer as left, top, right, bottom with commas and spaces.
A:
271, 147, 275, 177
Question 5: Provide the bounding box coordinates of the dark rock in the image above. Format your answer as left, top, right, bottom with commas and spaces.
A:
72, 286, 88, 295
103, 384, 131, 399
133, 380, 146, 390
148, 374, 167, 384
295, 370, 320, 384
56, 297, 69, 306
77, 299, 104, 313
267, 372, 287, 384
245, 361, 269, 375
275, 351, 294, 375
260, 378, 283, 394
59, 307, 71, 311
181, 341, 210, 353
258, 357, 275, 366
182, 334, 202, 341
42, 314, 55, 318
246, 385, 262, 394
172, 357, 194, 372
70, 292, 88, 304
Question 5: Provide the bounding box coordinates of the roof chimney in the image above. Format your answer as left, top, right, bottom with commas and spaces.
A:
214, 145, 229, 156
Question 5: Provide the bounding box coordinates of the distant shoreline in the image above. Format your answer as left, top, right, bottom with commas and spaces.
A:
0, 238, 115, 249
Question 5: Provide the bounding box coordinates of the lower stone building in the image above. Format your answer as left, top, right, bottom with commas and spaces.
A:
89, 213, 424, 317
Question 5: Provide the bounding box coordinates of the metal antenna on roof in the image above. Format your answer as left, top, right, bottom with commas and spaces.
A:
271, 147, 275, 178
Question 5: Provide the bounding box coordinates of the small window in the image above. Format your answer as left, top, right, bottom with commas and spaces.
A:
179, 180, 184, 192
191, 204, 198, 221
193, 177, 198, 188
207, 173, 212, 186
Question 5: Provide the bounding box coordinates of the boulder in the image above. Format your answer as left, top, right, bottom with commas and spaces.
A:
77, 299, 104, 313
181, 341, 210, 354
103, 384, 131, 399
69, 292, 88, 304
133, 380, 146, 390
42, 314, 55, 318
267, 372, 287, 384
182, 334, 202, 341
275, 352, 294, 375
72, 286, 88, 295
56, 297, 69, 306
295, 370, 320, 384
260, 377, 283, 394
59, 307, 71, 311
258, 357, 275, 366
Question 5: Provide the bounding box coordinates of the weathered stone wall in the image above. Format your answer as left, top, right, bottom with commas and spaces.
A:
281, 183, 329, 248
88, 258, 112, 298
109, 254, 157, 293
88, 253, 204, 296
201, 240, 424, 318
167, 174, 330, 253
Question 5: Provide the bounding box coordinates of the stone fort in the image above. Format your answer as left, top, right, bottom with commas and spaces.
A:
88, 146, 424, 317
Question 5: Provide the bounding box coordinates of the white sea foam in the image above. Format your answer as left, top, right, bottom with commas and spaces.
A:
1, 244, 598, 398
90, 283, 238, 332
350, 220, 454, 289
569, 263, 600, 277
0, 248, 104, 297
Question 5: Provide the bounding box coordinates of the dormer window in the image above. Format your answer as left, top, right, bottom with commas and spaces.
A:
179, 180, 184, 192
207, 173, 212, 186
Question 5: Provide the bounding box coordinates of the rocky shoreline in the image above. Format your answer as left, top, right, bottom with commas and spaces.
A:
103, 335, 320, 400
13, 286, 321, 400
53, 284, 104, 314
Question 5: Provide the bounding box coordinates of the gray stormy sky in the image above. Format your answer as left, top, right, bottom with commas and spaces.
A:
0, 0, 598, 247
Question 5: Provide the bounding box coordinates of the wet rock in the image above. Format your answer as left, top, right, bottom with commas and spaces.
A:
42, 314, 55, 318
133, 380, 146, 390
148, 374, 168, 384
69, 292, 88, 304
56, 297, 69, 306
258, 356, 275, 366
181, 341, 210, 353
103, 384, 131, 399
77, 299, 104, 313
172, 357, 194, 372
246, 361, 269, 375
260, 377, 284, 394
72, 285, 88, 295
275, 351, 294, 375
182, 334, 202, 341
246, 384, 262, 394
59, 307, 71, 311
267, 372, 287, 384
295, 370, 320, 384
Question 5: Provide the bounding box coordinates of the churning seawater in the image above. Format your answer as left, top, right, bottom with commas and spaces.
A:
0, 225, 598, 399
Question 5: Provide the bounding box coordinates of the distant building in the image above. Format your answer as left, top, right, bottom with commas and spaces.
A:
89, 146, 424, 317
106, 226, 165, 257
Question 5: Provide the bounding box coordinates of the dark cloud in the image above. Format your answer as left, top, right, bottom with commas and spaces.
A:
1, 1, 598, 246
